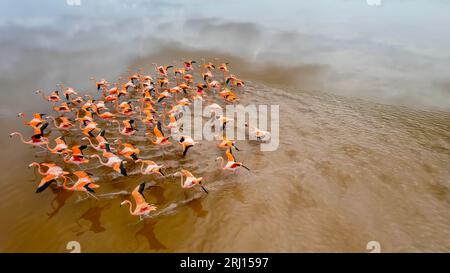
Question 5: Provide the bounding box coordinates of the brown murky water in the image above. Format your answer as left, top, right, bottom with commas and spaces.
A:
0, 0, 450, 252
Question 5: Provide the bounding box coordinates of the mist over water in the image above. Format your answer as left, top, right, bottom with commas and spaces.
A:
1, 0, 450, 110
0, 0, 449, 252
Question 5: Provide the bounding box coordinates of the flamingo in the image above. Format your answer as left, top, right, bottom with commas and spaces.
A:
52, 102, 72, 114
76, 109, 94, 126
115, 139, 140, 161
46, 136, 69, 154
71, 96, 84, 105
206, 103, 222, 117
216, 148, 250, 172
217, 135, 240, 151
152, 63, 173, 77
208, 80, 221, 92
63, 171, 99, 199
36, 90, 61, 102
90, 144, 127, 176
10, 123, 49, 147
17, 112, 46, 128
226, 75, 245, 88
29, 162, 69, 193
94, 78, 108, 91
178, 135, 196, 157
216, 115, 233, 131
246, 122, 270, 141
47, 115, 74, 130
142, 89, 154, 104
136, 106, 156, 126
121, 81, 135, 96
93, 105, 116, 121
173, 169, 207, 193
135, 159, 164, 176
94, 100, 109, 111
219, 88, 238, 102
183, 60, 196, 71
120, 182, 157, 219
148, 121, 171, 146
129, 74, 140, 86
82, 129, 111, 152
79, 120, 100, 137
203, 62, 215, 71
157, 78, 169, 89
117, 101, 134, 116
196, 83, 208, 95
219, 63, 229, 73
63, 145, 90, 167
157, 90, 172, 103
202, 70, 213, 82
183, 74, 193, 84
113, 119, 138, 136
178, 82, 191, 94
162, 113, 178, 130
63, 87, 77, 101
174, 67, 186, 77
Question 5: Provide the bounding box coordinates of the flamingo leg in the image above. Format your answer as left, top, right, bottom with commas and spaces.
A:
87, 191, 98, 200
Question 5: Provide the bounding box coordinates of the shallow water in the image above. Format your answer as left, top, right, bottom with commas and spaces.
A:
0, 0, 449, 252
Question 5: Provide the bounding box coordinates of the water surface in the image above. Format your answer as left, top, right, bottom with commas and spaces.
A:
0, 0, 449, 252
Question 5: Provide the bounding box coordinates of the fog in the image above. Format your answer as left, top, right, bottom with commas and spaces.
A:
1, 0, 450, 111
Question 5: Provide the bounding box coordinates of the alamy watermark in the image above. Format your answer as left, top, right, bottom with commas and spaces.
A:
66, 0, 81, 6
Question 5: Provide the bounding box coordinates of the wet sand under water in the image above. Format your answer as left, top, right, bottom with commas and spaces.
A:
0, 71, 449, 252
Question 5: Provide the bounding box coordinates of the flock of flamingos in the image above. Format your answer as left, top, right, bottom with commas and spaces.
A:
10, 60, 269, 220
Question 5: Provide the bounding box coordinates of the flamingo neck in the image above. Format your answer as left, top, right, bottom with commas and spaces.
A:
33, 163, 46, 175
140, 161, 145, 174
85, 137, 95, 148
218, 157, 225, 169
13, 132, 27, 144
123, 200, 135, 215
114, 120, 122, 133
179, 174, 185, 188
48, 116, 58, 127
62, 176, 72, 190
93, 154, 108, 165
46, 142, 56, 152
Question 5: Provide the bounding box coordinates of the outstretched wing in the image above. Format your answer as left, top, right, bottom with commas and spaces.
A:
154, 121, 164, 137
132, 182, 147, 205
226, 148, 235, 162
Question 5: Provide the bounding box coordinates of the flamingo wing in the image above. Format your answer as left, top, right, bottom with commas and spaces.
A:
36, 175, 57, 193
154, 121, 164, 137
132, 182, 147, 205
226, 148, 235, 162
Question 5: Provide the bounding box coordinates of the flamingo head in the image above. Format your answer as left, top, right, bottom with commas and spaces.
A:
28, 162, 39, 167
194, 177, 203, 185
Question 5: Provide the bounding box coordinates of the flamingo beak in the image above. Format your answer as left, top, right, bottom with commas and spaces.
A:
200, 185, 208, 194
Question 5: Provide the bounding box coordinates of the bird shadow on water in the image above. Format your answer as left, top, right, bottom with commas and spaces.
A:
186, 197, 208, 218
74, 203, 110, 236
134, 220, 168, 251
150, 185, 166, 205
47, 186, 75, 219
